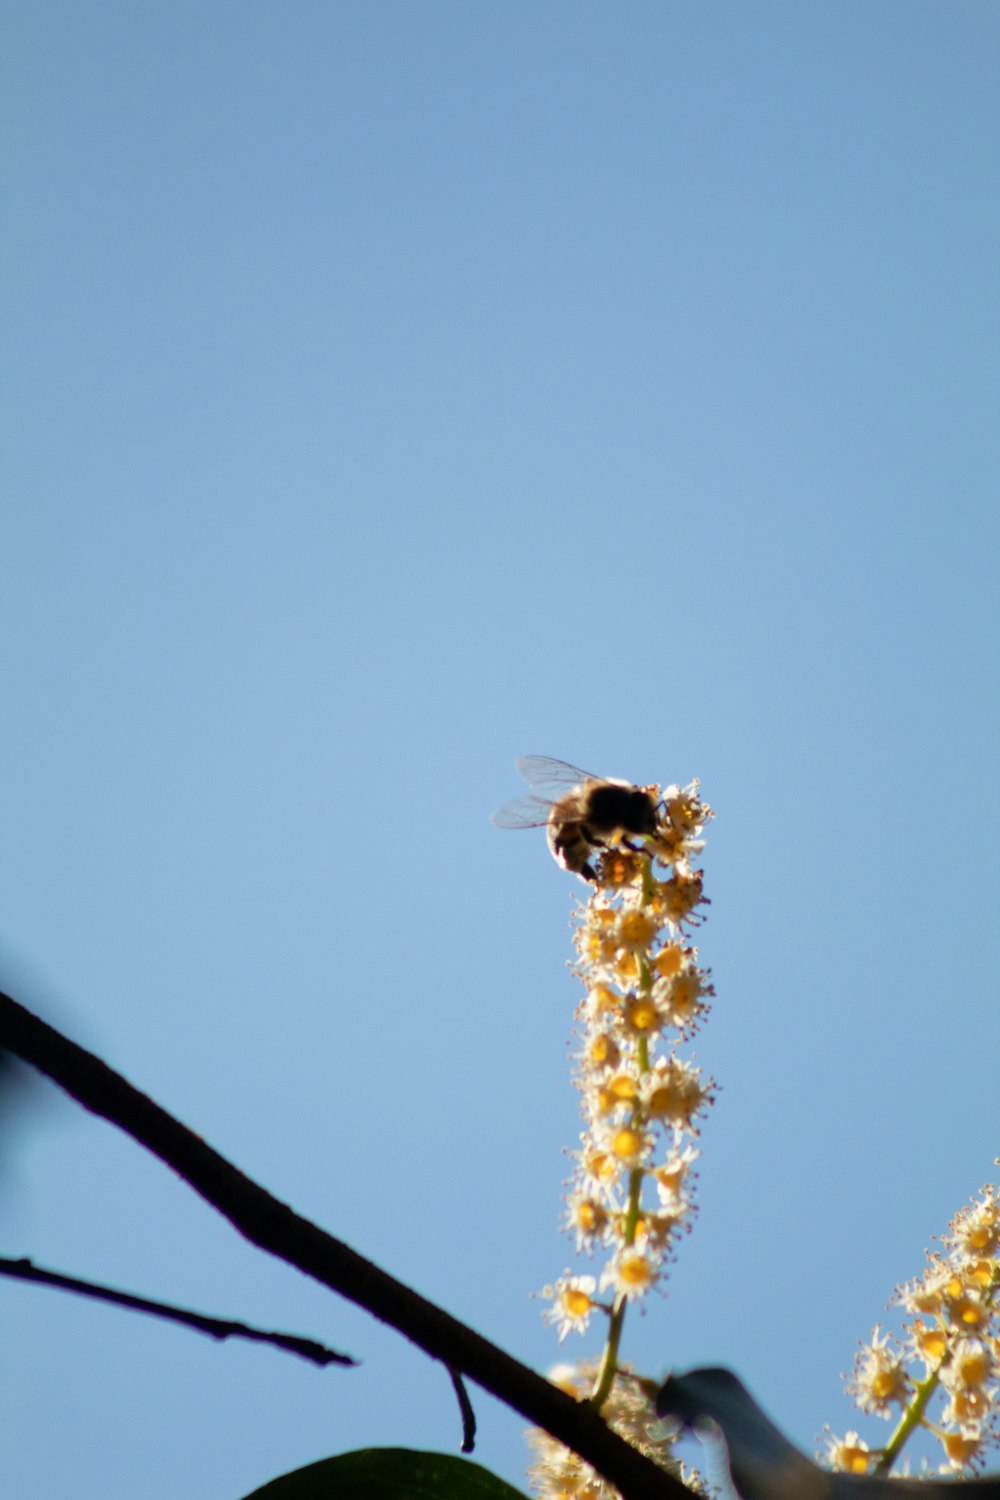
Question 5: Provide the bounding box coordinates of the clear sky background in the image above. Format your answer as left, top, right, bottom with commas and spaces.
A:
1, 4, 998, 1497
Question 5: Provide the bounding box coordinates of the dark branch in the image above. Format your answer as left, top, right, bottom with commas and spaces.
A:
0, 1255, 354, 1367
0, 992, 688, 1500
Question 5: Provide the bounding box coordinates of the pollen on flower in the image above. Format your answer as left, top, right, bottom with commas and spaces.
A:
662, 782, 709, 836
598, 849, 645, 888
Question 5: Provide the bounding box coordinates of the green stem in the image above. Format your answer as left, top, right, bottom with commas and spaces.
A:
588, 853, 661, 1412
590, 1166, 644, 1409
590, 1293, 626, 1408
874, 1367, 941, 1476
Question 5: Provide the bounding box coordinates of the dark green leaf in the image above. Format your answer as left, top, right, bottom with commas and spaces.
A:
240, 1447, 531, 1500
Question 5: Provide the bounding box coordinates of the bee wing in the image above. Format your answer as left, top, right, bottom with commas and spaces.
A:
514, 755, 599, 795
491, 794, 555, 829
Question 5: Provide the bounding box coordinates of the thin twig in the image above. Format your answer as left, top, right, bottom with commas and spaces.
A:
0, 990, 687, 1500
447, 1365, 477, 1453
0, 1255, 354, 1367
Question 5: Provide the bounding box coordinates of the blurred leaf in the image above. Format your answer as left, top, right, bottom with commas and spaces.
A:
241, 1447, 530, 1500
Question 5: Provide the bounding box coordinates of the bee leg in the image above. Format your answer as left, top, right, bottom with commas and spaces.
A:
555, 849, 598, 882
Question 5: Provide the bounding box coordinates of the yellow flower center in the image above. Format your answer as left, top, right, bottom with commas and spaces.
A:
957, 1351, 990, 1386
612, 1128, 643, 1162
617, 910, 657, 949
562, 1287, 592, 1317
584, 1150, 617, 1184
608, 1073, 637, 1100
625, 995, 659, 1031
840, 1445, 871, 1476
573, 1199, 607, 1234
618, 1253, 653, 1289
654, 944, 684, 977
870, 1370, 898, 1400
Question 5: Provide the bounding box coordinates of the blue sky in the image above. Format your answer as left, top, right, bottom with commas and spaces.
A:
2, 3, 998, 1496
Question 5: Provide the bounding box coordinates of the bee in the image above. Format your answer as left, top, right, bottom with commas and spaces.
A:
492, 756, 661, 881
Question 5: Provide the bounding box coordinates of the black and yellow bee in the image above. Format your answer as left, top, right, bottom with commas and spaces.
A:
492, 756, 660, 881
